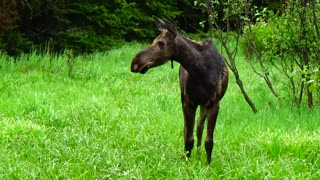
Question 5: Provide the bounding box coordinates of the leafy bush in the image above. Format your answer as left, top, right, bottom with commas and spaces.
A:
242, 21, 273, 59
242, 1, 320, 106
242, 9, 276, 60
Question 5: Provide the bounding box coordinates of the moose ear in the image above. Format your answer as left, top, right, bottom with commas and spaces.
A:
153, 16, 177, 39
163, 18, 177, 38
153, 15, 166, 31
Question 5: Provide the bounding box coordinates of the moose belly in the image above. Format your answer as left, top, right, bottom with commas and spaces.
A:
185, 82, 216, 105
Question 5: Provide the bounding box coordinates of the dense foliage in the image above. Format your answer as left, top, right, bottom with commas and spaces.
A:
0, 0, 203, 55
0, 0, 284, 56
243, 0, 320, 106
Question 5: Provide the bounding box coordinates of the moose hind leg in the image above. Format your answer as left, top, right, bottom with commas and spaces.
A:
205, 103, 220, 164
196, 105, 207, 149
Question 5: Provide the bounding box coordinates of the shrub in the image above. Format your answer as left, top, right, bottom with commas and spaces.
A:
242, 1, 320, 106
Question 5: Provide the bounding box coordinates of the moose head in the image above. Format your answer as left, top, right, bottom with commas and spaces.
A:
131, 16, 178, 74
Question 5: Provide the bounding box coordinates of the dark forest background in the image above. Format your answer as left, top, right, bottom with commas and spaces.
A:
0, 0, 285, 56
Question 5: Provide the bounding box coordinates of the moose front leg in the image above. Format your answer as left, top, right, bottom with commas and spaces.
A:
182, 97, 197, 159
205, 102, 220, 164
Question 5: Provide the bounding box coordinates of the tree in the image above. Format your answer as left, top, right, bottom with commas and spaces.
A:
0, 0, 18, 33
243, 0, 320, 107
195, 0, 259, 113
196, 0, 320, 111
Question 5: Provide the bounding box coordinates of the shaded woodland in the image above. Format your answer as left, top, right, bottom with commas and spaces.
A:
0, 0, 285, 56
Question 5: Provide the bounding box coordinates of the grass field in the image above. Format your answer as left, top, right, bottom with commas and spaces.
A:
0, 43, 319, 179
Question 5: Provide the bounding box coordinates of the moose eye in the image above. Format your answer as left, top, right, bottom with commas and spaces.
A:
158, 41, 165, 49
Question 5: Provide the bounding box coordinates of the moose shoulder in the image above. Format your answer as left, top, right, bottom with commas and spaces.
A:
131, 16, 228, 164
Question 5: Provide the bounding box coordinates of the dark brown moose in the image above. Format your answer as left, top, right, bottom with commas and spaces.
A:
130, 17, 228, 164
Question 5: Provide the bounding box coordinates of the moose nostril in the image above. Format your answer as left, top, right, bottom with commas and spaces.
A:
131, 63, 139, 72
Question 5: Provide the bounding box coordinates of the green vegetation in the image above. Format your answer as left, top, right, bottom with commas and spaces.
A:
0, 0, 198, 55
0, 44, 319, 179
0, 0, 289, 56
242, 1, 320, 107
1, 0, 318, 178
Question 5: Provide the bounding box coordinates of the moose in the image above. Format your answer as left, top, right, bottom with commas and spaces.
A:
130, 17, 228, 164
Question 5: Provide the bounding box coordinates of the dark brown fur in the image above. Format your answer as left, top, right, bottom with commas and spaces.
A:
131, 17, 228, 164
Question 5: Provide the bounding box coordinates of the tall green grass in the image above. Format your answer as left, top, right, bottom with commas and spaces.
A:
0, 43, 319, 179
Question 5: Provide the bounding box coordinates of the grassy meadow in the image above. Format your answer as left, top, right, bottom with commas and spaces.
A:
0, 43, 319, 179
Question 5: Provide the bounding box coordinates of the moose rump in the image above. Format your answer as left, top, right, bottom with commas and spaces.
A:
131, 16, 228, 164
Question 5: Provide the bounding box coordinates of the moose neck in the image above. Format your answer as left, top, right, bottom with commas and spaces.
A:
172, 35, 205, 75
